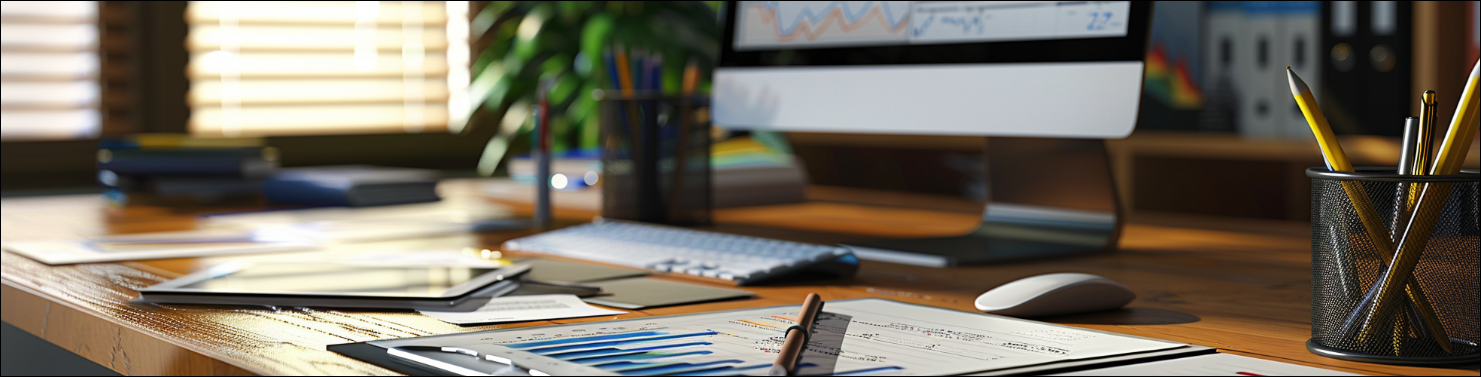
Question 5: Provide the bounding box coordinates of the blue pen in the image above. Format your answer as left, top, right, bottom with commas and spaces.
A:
633, 49, 649, 92
650, 56, 664, 94
604, 49, 623, 91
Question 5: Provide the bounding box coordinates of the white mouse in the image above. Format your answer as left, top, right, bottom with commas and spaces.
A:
974, 273, 1136, 317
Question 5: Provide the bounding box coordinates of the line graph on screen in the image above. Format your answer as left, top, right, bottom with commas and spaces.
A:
736, 1, 911, 49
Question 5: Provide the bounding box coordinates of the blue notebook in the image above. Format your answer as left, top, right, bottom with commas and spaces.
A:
263, 166, 441, 207
99, 148, 276, 178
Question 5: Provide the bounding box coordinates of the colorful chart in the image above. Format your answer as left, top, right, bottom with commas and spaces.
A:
735, 1, 911, 50
376, 299, 1185, 376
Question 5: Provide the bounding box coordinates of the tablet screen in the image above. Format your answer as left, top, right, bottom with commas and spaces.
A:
175, 264, 506, 298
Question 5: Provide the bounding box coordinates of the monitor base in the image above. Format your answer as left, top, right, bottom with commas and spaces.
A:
842, 228, 1115, 268
842, 138, 1123, 267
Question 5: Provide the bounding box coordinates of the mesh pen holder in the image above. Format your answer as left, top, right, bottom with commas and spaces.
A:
597, 92, 712, 226
1307, 167, 1480, 365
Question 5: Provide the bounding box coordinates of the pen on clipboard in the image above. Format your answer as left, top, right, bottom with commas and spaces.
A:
770, 293, 824, 376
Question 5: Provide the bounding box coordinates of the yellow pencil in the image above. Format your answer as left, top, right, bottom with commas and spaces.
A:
1432, 61, 1480, 176
681, 61, 700, 96
614, 44, 636, 97
1287, 67, 1453, 352
1360, 61, 1479, 344
1287, 67, 1351, 172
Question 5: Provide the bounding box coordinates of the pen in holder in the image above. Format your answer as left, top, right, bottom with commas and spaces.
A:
597, 91, 711, 226
1307, 167, 1479, 365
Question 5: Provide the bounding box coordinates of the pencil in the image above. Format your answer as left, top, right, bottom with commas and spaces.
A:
1360, 61, 1480, 344
1432, 61, 1480, 176
681, 61, 700, 95
614, 44, 636, 97
1287, 67, 1451, 351
611, 44, 644, 162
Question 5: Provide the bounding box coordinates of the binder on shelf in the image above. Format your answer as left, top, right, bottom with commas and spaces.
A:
1320, 1, 1412, 136
1279, 2, 1323, 140
1240, 2, 1282, 139
1201, 1, 1246, 134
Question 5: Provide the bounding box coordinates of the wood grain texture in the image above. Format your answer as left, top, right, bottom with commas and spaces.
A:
3, 183, 1478, 376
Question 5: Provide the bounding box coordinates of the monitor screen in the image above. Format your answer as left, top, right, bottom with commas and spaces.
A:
733, 1, 1132, 51
714, 1, 1150, 138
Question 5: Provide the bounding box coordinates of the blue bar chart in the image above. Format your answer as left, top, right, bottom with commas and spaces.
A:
375, 299, 1185, 376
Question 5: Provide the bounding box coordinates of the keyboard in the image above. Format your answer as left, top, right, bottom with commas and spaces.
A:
501, 220, 859, 285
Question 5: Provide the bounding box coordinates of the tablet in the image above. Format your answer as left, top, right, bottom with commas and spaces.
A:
137, 262, 531, 310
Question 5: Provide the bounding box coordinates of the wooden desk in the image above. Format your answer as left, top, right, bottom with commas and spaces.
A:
2, 182, 1476, 376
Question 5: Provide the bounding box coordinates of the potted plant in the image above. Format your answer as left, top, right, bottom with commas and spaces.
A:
459, 1, 721, 176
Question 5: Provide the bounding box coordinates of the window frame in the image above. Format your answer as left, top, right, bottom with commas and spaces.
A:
2, 1, 493, 191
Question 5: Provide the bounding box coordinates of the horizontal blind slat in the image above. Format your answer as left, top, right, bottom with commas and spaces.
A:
0, 1, 99, 141
186, 1, 459, 137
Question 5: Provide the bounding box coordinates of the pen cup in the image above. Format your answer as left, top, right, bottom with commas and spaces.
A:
1307, 167, 1479, 364
596, 92, 711, 226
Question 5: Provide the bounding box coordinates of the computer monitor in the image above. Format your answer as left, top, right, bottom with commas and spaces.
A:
714, 1, 1152, 266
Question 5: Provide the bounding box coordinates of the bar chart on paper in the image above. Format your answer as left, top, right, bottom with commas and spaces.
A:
374, 299, 1186, 376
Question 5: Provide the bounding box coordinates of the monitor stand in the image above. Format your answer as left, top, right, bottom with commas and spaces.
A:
841, 138, 1123, 267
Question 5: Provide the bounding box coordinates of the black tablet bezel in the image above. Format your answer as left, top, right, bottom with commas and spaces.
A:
138, 262, 531, 300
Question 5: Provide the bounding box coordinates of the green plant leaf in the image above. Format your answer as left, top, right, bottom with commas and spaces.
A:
469, 1, 721, 173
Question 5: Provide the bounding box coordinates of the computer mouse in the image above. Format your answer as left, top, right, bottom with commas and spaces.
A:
974, 273, 1136, 318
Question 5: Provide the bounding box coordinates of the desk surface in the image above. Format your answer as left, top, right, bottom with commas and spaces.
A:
1, 182, 1476, 376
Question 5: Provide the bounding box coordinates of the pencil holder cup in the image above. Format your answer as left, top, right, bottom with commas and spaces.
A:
596, 92, 711, 226
1307, 167, 1480, 365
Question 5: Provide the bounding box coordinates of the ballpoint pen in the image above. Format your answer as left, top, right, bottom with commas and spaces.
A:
770, 293, 824, 376
1388, 116, 1430, 355
1391, 117, 1424, 241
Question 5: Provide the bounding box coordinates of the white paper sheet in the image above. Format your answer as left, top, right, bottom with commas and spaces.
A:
201, 198, 518, 243
420, 294, 627, 325
339, 251, 507, 268
378, 298, 1187, 376
3, 228, 319, 265
1053, 353, 1365, 376
1, 195, 109, 247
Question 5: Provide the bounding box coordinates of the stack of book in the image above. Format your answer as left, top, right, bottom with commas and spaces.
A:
262, 166, 442, 207
98, 134, 278, 205
495, 136, 808, 209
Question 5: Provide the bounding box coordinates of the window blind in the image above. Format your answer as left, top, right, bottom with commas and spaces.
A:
0, 1, 101, 140
185, 1, 470, 137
